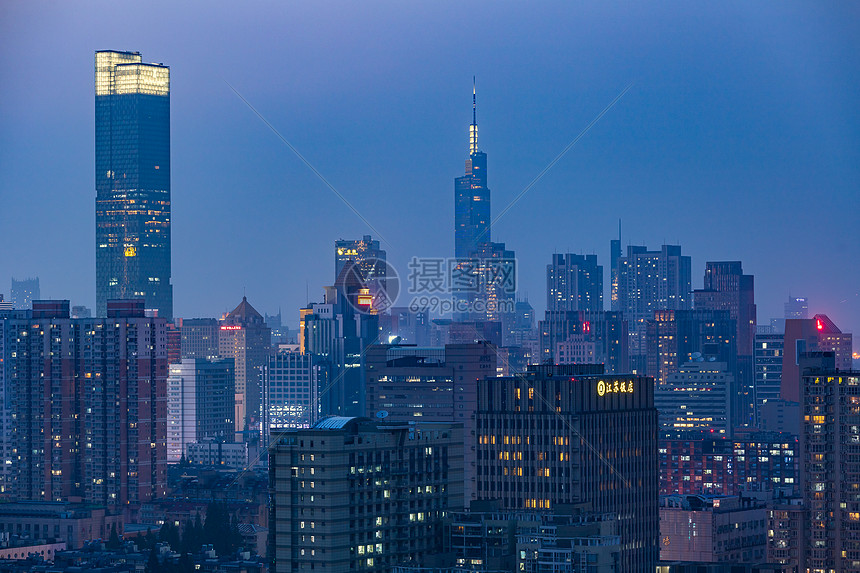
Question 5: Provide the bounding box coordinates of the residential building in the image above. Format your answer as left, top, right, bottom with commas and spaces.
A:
659, 431, 799, 497
3, 299, 167, 517
166, 358, 235, 462
364, 342, 496, 502
10, 278, 40, 310
612, 245, 692, 367
799, 353, 860, 571
659, 495, 768, 564
268, 417, 464, 572
781, 314, 853, 402
546, 253, 603, 313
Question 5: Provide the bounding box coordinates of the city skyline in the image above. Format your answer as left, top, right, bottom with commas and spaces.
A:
1, 2, 858, 336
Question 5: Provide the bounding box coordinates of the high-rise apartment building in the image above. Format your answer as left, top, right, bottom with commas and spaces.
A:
476, 364, 659, 571
546, 253, 603, 313
10, 277, 40, 310
219, 297, 271, 440
268, 417, 464, 572
781, 314, 853, 402
613, 245, 692, 365
2, 299, 167, 517
95, 50, 172, 319
166, 358, 235, 462
799, 353, 860, 572
364, 342, 496, 502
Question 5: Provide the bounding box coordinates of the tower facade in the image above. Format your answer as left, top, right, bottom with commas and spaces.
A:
454, 79, 490, 261
95, 51, 172, 319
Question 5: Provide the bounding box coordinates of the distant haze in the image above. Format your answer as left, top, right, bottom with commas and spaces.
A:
1, 1, 858, 340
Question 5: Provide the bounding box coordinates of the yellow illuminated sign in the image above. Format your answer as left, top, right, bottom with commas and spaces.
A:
124, 246, 136, 257
597, 379, 634, 396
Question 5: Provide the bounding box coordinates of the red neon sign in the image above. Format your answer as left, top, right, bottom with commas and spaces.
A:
816, 319, 824, 331
220, 325, 242, 331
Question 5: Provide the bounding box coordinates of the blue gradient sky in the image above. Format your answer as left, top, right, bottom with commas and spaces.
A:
1, 1, 858, 338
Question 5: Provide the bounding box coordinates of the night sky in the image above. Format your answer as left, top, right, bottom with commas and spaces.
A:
1, 1, 858, 339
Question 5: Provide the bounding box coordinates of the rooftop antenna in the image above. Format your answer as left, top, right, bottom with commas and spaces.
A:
469, 76, 478, 155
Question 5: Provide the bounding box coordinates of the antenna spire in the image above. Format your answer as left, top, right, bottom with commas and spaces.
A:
469, 76, 478, 155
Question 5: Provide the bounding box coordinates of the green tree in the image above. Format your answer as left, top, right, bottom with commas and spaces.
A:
107, 524, 122, 550
146, 548, 161, 573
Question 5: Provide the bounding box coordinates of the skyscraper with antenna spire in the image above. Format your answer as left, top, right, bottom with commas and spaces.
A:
454, 78, 490, 260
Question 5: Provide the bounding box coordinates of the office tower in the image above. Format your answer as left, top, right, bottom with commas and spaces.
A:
645, 309, 737, 386
180, 318, 221, 360
166, 358, 235, 462
546, 253, 603, 312
364, 342, 496, 502
0, 295, 11, 311
466, 240, 517, 335
659, 495, 768, 564
302, 282, 380, 418
335, 235, 387, 288
781, 314, 853, 402
784, 296, 808, 320
429, 319, 503, 347
95, 50, 172, 320
655, 361, 734, 435
754, 330, 784, 422
3, 299, 166, 517
10, 277, 40, 309
799, 353, 860, 572
660, 431, 798, 497
694, 262, 756, 426
379, 307, 431, 346
538, 310, 628, 374
268, 417, 464, 572
614, 245, 692, 366
219, 297, 271, 440
454, 79, 490, 261
262, 349, 319, 445
476, 364, 659, 571
610, 222, 622, 311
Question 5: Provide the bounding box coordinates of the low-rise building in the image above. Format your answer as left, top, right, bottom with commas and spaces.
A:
659, 495, 767, 564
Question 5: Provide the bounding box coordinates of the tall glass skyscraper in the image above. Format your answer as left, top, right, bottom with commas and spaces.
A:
95, 51, 172, 319
454, 79, 490, 260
